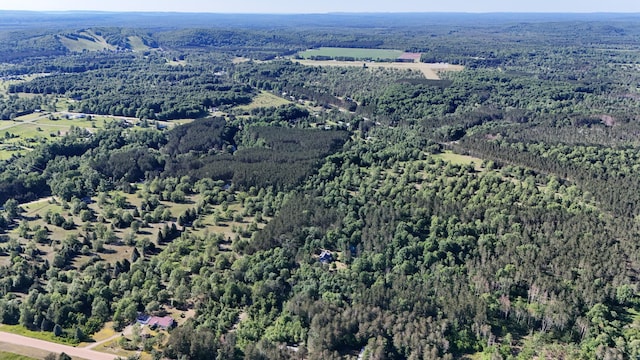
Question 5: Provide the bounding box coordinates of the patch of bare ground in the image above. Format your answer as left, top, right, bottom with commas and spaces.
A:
600, 114, 616, 126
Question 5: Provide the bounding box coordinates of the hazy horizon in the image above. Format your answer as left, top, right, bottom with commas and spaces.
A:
1, 0, 639, 14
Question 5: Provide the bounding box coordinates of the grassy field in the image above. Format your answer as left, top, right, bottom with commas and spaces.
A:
0, 112, 117, 159
433, 150, 484, 168
298, 47, 404, 60
167, 59, 187, 66
295, 59, 464, 80
127, 36, 150, 51
235, 91, 291, 111
0, 351, 38, 360
58, 31, 116, 52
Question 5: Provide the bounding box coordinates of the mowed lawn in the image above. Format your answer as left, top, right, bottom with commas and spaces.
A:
298, 47, 404, 60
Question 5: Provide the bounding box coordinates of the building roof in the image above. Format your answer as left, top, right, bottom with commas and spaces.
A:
319, 250, 333, 263
148, 316, 175, 328
136, 314, 174, 328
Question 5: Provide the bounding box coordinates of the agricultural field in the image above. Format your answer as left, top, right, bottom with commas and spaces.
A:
298, 47, 404, 60
294, 59, 464, 79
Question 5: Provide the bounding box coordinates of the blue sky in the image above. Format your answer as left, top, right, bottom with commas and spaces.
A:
2, 0, 640, 13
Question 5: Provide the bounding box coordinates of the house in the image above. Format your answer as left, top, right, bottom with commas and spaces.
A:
136, 314, 175, 330
148, 316, 175, 330
319, 250, 333, 264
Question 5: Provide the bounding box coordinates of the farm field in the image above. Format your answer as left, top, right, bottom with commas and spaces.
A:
295, 59, 464, 79
298, 47, 404, 60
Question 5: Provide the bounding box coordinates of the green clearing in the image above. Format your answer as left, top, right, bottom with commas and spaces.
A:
35, 116, 107, 129
0, 112, 117, 158
4, 123, 54, 139
235, 91, 291, 111
0, 121, 23, 131
298, 47, 404, 60
167, 59, 187, 66
58, 31, 116, 52
168, 119, 195, 125
127, 36, 150, 51
433, 150, 484, 169
0, 352, 37, 360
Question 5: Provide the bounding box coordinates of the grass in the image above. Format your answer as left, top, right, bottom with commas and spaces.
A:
35, 117, 104, 128
168, 119, 195, 125
127, 36, 150, 51
167, 59, 187, 66
0, 325, 79, 346
295, 59, 464, 80
235, 91, 291, 111
0, 111, 118, 158
433, 151, 484, 170
0, 351, 38, 360
0, 121, 23, 131
77, 322, 117, 347
58, 31, 116, 52
298, 47, 404, 60
92, 338, 152, 360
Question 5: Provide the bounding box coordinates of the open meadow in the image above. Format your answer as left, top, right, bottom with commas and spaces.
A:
234, 90, 291, 112
298, 47, 404, 60
295, 59, 464, 79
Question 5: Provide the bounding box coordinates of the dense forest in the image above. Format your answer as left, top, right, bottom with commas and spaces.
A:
0, 11, 640, 360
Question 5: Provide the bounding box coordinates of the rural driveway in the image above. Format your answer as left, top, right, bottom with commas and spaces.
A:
84, 325, 133, 350
0, 331, 118, 360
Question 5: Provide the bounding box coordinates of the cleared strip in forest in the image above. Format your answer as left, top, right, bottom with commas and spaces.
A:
295, 59, 464, 80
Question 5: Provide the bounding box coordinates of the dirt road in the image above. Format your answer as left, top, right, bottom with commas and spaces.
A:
0, 332, 118, 360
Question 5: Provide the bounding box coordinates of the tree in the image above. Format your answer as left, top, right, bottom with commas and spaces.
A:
3, 198, 19, 220
131, 247, 140, 263
74, 327, 84, 342
53, 323, 63, 337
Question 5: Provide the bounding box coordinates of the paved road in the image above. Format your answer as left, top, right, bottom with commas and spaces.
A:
0, 332, 118, 360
